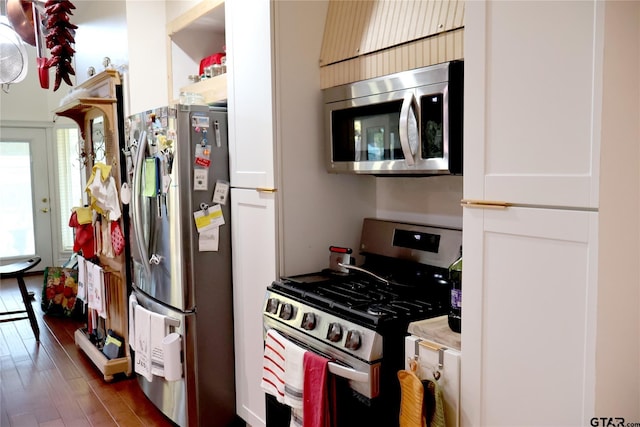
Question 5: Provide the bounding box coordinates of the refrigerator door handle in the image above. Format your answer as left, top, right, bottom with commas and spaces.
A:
132, 130, 151, 275
130, 297, 181, 329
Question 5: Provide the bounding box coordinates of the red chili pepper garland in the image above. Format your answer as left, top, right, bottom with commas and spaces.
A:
44, 0, 77, 91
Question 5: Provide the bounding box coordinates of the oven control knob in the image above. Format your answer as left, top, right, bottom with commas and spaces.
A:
301, 312, 316, 330
345, 330, 362, 350
266, 298, 280, 314
279, 303, 294, 320
327, 322, 343, 342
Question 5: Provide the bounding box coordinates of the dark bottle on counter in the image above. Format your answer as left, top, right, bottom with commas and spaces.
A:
448, 248, 462, 333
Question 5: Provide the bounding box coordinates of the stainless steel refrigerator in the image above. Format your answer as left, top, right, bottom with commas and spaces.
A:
126, 104, 236, 427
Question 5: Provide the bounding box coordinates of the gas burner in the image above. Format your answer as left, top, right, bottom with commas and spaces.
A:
366, 304, 386, 316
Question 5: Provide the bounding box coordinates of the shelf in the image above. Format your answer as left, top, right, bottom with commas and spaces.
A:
180, 74, 227, 104
54, 97, 117, 142
166, 0, 226, 104
53, 70, 121, 140
75, 328, 131, 381
54, 97, 117, 116
167, 0, 225, 36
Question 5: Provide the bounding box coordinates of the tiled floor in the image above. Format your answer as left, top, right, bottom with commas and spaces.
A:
0, 273, 175, 427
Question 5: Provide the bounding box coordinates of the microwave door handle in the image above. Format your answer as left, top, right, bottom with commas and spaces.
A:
131, 130, 151, 276
399, 93, 418, 167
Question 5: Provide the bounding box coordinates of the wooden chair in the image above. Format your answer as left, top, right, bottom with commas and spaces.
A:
0, 256, 41, 341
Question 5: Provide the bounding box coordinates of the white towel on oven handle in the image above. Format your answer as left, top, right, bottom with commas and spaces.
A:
284, 337, 307, 427
284, 338, 306, 409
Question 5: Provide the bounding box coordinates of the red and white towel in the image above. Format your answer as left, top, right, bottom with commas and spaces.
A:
262, 329, 334, 427
261, 329, 286, 403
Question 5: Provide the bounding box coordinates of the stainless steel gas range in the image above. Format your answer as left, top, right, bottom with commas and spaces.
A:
262, 218, 462, 426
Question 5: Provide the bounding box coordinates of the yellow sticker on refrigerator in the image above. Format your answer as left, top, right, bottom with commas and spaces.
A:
193, 204, 224, 232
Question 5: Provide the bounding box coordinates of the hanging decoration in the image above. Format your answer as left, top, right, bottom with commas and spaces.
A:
44, 0, 76, 91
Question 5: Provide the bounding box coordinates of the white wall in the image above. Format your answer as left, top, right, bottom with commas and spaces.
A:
375, 176, 463, 230
0, 44, 66, 122
275, 0, 377, 276
73, 0, 128, 86
595, 0, 640, 418
166, 0, 200, 20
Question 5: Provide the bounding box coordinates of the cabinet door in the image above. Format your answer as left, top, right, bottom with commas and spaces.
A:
230, 188, 276, 427
464, 1, 602, 208
225, 0, 275, 189
461, 206, 597, 426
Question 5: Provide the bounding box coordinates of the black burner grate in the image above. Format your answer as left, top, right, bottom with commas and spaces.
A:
271, 270, 449, 328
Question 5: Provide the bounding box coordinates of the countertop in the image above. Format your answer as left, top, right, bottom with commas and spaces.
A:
407, 315, 461, 351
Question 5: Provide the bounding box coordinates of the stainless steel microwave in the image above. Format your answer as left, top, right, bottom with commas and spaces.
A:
323, 60, 463, 175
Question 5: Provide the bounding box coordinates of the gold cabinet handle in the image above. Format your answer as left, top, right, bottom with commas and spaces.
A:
256, 187, 277, 193
40, 208, 49, 213
461, 199, 511, 209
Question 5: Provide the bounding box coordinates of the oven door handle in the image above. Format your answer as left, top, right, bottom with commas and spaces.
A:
328, 361, 369, 383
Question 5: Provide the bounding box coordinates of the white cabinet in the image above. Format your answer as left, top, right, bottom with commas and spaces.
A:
462, 207, 598, 426
462, 1, 640, 425
464, 0, 600, 209
225, 0, 275, 190
463, 1, 602, 424
230, 188, 276, 427
226, 1, 275, 423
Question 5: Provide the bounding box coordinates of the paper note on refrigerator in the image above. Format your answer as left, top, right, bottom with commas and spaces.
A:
212, 180, 229, 205
199, 227, 220, 252
193, 204, 224, 232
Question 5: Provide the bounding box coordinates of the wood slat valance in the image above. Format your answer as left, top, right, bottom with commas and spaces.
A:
319, 0, 465, 88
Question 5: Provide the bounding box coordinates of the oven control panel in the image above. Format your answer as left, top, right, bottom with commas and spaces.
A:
262, 290, 383, 362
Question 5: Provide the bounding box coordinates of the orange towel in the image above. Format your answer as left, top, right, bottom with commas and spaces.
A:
398, 369, 426, 427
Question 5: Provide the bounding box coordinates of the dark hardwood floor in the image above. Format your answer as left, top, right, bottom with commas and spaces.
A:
0, 272, 175, 427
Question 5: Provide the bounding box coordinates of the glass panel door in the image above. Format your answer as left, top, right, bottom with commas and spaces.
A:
330, 100, 404, 162
0, 127, 53, 267
0, 142, 35, 256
